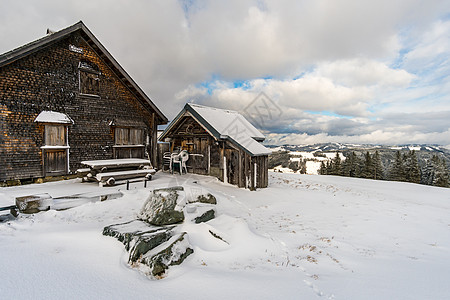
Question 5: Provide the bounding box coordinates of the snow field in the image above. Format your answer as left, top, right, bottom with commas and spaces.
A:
0, 172, 449, 299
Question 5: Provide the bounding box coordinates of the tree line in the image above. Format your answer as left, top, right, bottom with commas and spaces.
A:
319, 150, 449, 188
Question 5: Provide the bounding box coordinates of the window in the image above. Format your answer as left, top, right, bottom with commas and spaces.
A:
80, 71, 99, 95
113, 127, 145, 159
114, 128, 144, 145
45, 125, 66, 146
79, 62, 100, 96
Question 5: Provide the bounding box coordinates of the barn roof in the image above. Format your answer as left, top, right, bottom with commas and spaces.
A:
160, 103, 271, 156
0, 21, 168, 124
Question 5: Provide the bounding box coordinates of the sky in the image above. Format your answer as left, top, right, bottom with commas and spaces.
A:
1, 0, 449, 146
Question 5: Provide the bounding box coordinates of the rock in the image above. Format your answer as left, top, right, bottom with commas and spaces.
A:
103, 221, 192, 278
185, 186, 217, 204
15, 193, 53, 214
138, 187, 185, 226
196, 193, 217, 204
139, 232, 193, 278
128, 229, 173, 263
103, 220, 174, 251
194, 209, 215, 224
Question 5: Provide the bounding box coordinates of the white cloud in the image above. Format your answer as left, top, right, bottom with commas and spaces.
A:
1, 0, 449, 145
314, 58, 415, 87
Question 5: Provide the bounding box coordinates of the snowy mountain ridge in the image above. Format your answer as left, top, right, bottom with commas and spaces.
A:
266, 142, 450, 154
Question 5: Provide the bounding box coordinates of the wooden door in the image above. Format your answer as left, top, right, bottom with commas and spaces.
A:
225, 148, 239, 185
44, 150, 67, 176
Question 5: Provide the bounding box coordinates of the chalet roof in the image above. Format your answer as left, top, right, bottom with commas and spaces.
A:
160, 103, 271, 156
0, 21, 168, 124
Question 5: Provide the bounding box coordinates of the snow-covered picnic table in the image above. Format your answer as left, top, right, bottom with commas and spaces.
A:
81, 158, 152, 170
80, 158, 156, 186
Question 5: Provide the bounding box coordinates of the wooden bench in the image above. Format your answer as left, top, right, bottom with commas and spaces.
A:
96, 169, 155, 186
81, 158, 156, 186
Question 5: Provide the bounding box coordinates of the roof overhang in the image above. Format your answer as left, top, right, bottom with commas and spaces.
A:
34, 111, 73, 124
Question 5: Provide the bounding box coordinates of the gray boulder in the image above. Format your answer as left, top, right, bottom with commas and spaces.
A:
15, 193, 52, 214
140, 232, 193, 278
196, 193, 217, 204
138, 187, 185, 226
128, 229, 173, 263
103, 221, 192, 278
194, 209, 216, 224
103, 220, 174, 251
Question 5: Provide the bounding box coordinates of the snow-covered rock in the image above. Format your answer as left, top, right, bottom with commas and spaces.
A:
103, 219, 192, 279
15, 193, 53, 214
138, 187, 185, 225
103, 220, 174, 251
139, 232, 193, 278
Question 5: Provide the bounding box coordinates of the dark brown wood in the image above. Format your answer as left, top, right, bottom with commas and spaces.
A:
0, 28, 165, 181
159, 112, 269, 190
44, 150, 67, 176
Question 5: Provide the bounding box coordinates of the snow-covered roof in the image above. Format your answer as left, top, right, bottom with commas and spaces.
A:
188, 104, 265, 141
34, 111, 73, 124
160, 103, 271, 156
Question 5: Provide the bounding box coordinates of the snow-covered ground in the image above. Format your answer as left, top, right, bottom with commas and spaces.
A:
1, 172, 449, 299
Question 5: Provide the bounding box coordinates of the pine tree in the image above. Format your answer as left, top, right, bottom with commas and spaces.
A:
373, 150, 383, 180
389, 151, 405, 181
404, 150, 420, 183
299, 159, 307, 174
342, 152, 353, 177
332, 152, 342, 175
319, 161, 327, 175
422, 155, 439, 185
326, 160, 333, 175
434, 157, 450, 187
361, 151, 374, 179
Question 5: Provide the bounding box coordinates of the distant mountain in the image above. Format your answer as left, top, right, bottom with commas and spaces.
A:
266, 143, 450, 156
267, 143, 450, 180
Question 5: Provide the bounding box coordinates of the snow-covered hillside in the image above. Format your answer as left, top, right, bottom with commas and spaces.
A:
1, 172, 449, 299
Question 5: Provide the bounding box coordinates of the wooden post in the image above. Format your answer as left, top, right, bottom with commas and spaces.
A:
152, 113, 157, 168
223, 156, 227, 184
207, 145, 210, 175
254, 162, 257, 190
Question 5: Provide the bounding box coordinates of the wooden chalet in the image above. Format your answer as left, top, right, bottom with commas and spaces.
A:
0, 21, 168, 183
159, 103, 270, 189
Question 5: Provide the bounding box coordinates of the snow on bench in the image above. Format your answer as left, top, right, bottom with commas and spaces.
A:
81, 158, 151, 170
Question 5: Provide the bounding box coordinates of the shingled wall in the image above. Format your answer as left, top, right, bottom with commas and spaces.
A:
0, 32, 159, 182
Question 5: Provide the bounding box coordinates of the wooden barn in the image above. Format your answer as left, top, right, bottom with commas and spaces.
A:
159, 103, 270, 189
0, 21, 167, 183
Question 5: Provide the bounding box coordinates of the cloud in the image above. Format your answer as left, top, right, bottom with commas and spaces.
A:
0, 0, 449, 145
313, 58, 415, 87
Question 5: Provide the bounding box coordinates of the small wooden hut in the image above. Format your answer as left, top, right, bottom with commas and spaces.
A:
159, 103, 270, 189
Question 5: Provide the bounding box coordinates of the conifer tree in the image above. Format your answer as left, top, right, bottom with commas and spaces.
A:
361, 151, 374, 179
422, 155, 439, 185
434, 157, 450, 187
342, 152, 356, 177
299, 159, 307, 174
326, 159, 333, 175
389, 151, 405, 181
319, 161, 327, 175
404, 150, 420, 183
332, 152, 342, 175
373, 150, 383, 180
